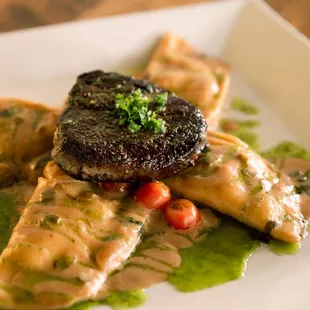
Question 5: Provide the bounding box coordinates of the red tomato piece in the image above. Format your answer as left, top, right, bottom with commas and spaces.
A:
100, 182, 132, 192
134, 182, 171, 210
164, 199, 201, 229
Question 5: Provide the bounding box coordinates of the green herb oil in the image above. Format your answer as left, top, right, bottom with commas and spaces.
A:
261, 141, 310, 161
269, 239, 300, 255
231, 97, 259, 115
168, 219, 259, 291
0, 191, 19, 252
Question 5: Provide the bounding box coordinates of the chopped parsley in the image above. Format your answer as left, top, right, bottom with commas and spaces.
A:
250, 184, 263, 195
118, 216, 143, 227
40, 214, 62, 229
115, 89, 167, 133
155, 92, 168, 108
100, 233, 122, 242
53, 256, 75, 270
125, 216, 143, 226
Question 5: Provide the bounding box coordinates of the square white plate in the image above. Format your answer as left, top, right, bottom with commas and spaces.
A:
0, 0, 310, 309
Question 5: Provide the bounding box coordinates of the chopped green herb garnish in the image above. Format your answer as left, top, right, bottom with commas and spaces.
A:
40, 214, 62, 229
126, 216, 142, 226
250, 184, 263, 195
115, 89, 167, 133
119, 216, 143, 227
155, 92, 168, 108
53, 256, 75, 270
100, 233, 122, 242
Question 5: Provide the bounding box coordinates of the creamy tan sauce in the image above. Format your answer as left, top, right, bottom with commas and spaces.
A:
104, 209, 219, 293
273, 158, 310, 219
165, 136, 307, 243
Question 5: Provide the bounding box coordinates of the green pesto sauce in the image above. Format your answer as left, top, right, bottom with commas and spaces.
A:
66, 290, 146, 310
231, 97, 259, 115
261, 141, 310, 161
168, 219, 259, 292
65, 301, 98, 310
0, 191, 19, 252
233, 131, 260, 151
105, 290, 146, 310
269, 239, 300, 255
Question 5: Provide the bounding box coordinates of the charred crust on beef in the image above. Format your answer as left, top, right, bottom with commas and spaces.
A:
52, 70, 207, 182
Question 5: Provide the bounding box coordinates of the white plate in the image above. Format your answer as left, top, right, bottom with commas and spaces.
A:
0, 0, 310, 309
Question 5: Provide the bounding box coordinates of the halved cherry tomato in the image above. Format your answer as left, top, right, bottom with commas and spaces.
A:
100, 182, 132, 192
164, 199, 201, 229
134, 182, 171, 210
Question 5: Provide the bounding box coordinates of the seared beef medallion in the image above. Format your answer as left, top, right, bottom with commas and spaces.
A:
53, 70, 207, 182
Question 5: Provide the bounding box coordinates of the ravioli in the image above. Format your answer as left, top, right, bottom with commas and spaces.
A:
139, 33, 230, 128
105, 208, 219, 293
0, 98, 60, 253
0, 98, 60, 187
0, 162, 151, 309
165, 132, 307, 243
